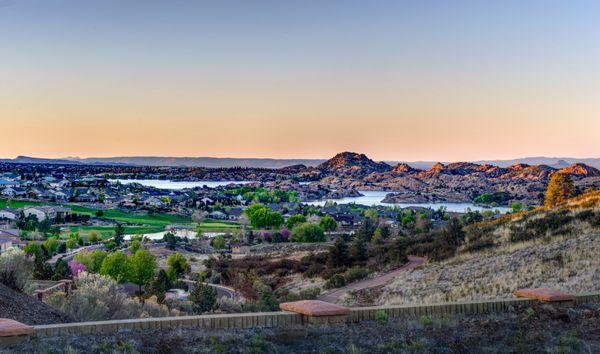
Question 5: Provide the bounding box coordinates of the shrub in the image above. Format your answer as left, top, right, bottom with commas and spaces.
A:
420, 315, 434, 327
325, 274, 346, 289
0, 248, 33, 292
374, 309, 389, 324
342, 267, 370, 283
46, 272, 141, 321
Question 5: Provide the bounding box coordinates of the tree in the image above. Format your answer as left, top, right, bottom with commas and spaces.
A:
355, 217, 376, 242
114, 223, 125, 246
364, 208, 379, 220
166, 252, 190, 281
212, 235, 227, 249
130, 239, 143, 254
244, 204, 283, 229
151, 269, 173, 303
66, 238, 78, 250
44, 237, 60, 255
128, 249, 157, 302
74, 249, 107, 273
88, 231, 101, 244
327, 237, 349, 268
163, 232, 179, 250
192, 211, 207, 225
285, 214, 306, 230
545, 173, 576, 208
443, 218, 465, 246
100, 251, 129, 283
290, 223, 325, 242
23, 242, 43, 260
319, 215, 338, 232
189, 281, 217, 314
53, 258, 71, 280
349, 235, 368, 263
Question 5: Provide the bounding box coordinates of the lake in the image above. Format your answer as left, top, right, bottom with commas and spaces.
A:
304, 191, 511, 213
109, 179, 252, 190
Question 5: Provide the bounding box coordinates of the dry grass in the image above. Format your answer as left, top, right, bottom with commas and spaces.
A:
377, 232, 599, 306
371, 191, 600, 306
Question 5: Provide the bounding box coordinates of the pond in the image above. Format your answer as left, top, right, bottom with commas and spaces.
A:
109, 179, 252, 190
303, 191, 511, 213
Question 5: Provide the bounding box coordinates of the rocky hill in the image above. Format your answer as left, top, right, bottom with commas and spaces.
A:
316, 152, 392, 175
311, 153, 600, 205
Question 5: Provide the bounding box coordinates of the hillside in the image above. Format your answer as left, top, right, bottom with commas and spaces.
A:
343, 191, 600, 306
0, 283, 71, 325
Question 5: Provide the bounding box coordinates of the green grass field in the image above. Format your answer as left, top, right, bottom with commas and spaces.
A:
0, 198, 241, 239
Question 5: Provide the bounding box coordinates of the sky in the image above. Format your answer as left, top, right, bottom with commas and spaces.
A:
1, 0, 599, 162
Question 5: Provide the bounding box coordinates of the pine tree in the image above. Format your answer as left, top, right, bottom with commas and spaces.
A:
327, 237, 349, 268
349, 235, 368, 263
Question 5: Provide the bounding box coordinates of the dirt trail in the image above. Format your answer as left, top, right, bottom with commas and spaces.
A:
318, 256, 425, 303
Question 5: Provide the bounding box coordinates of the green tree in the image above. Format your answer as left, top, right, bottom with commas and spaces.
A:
74, 249, 107, 273
44, 237, 60, 255
130, 239, 143, 254
100, 251, 129, 283
66, 238, 78, 250
349, 235, 368, 263
128, 249, 157, 302
244, 204, 283, 229
285, 214, 306, 229
53, 258, 71, 280
319, 215, 338, 232
189, 281, 217, 314
23, 242, 43, 260
364, 208, 379, 220
545, 173, 576, 208
290, 223, 325, 242
113, 223, 125, 246
166, 252, 190, 281
88, 231, 101, 244
163, 232, 179, 250
327, 237, 349, 268
151, 269, 173, 303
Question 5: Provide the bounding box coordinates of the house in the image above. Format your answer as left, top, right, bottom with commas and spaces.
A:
1, 187, 26, 198
0, 237, 12, 254
229, 242, 250, 254
209, 211, 227, 220
143, 196, 165, 207
199, 197, 214, 206
226, 208, 245, 221
0, 229, 22, 251
23, 206, 72, 221
0, 179, 20, 188
0, 208, 20, 220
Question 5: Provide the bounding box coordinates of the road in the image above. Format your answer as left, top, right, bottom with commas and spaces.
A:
318, 256, 425, 303
182, 279, 237, 299
48, 244, 106, 264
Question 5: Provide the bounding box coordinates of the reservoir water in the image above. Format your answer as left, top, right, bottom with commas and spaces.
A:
304, 191, 511, 213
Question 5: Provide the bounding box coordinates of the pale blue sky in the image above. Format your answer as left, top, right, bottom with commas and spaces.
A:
1, 1, 599, 160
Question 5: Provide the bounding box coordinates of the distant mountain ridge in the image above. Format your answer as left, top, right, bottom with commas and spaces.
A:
0, 154, 599, 169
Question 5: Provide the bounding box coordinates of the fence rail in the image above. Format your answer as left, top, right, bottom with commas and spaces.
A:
32, 291, 600, 337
